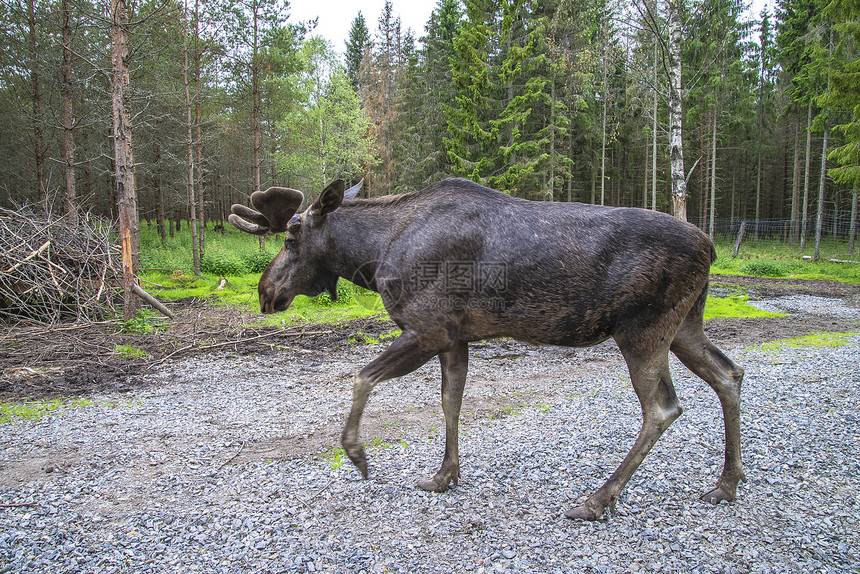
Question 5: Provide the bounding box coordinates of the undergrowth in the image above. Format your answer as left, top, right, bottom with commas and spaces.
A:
712, 240, 859, 283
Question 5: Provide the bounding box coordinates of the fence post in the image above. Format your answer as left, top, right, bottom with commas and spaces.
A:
732, 220, 746, 258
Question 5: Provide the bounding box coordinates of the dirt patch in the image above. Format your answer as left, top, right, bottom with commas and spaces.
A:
1, 275, 858, 402
711, 274, 860, 302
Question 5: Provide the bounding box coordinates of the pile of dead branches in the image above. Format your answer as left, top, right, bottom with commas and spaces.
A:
0, 206, 120, 324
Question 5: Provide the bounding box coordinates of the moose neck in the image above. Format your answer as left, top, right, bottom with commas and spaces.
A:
322, 197, 407, 291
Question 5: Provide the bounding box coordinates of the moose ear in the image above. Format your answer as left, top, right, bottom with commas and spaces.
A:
310, 180, 346, 217
343, 178, 364, 200
229, 186, 304, 235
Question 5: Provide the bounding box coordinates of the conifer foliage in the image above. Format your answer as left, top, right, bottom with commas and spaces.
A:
0, 0, 857, 253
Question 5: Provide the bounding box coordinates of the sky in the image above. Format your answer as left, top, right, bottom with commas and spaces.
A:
288, 0, 776, 58
288, 0, 440, 55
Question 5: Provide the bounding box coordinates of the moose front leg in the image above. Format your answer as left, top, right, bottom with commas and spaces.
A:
341, 330, 442, 478
418, 340, 468, 492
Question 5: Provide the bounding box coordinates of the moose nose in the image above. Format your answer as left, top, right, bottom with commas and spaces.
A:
260, 292, 274, 314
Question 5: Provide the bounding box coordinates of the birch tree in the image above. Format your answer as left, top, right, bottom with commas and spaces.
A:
667, 0, 688, 220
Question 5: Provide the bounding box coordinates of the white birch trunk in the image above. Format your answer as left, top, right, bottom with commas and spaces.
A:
667, 0, 687, 221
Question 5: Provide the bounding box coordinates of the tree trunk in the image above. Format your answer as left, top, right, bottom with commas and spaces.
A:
600, 60, 607, 207
643, 131, 649, 209
814, 128, 828, 262
195, 0, 205, 260
667, 0, 687, 221
27, 0, 47, 209
184, 0, 200, 275
252, 0, 265, 251
652, 41, 658, 211
849, 184, 857, 256
789, 120, 801, 245
155, 140, 166, 244
800, 101, 813, 251
814, 30, 834, 262
548, 75, 556, 200
709, 108, 717, 239
755, 153, 762, 239
61, 0, 77, 225
110, 0, 140, 321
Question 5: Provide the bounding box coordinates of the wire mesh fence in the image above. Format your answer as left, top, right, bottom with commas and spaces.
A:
688, 216, 859, 261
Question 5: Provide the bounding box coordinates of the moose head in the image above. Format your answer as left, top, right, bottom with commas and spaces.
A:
229, 179, 363, 313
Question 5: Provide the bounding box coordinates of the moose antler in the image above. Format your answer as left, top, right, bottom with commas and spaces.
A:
229, 187, 304, 236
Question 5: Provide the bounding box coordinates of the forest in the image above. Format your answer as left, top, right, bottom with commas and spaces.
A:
0, 0, 858, 247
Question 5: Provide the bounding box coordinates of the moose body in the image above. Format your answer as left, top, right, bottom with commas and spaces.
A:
230, 178, 745, 520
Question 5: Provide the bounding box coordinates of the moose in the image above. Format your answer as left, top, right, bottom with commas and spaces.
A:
229, 178, 745, 521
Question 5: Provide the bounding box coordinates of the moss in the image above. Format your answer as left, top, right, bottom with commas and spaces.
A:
114, 344, 148, 359
704, 296, 786, 320
0, 397, 93, 424
753, 331, 858, 353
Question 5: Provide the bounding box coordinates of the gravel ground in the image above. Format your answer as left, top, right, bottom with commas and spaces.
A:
2, 294, 859, 573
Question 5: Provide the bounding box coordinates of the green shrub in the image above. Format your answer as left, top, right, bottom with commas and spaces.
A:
739, 259, 788, 278
242, 250, 276, 273
200, 254, 245, 276
313, 279, 355, 306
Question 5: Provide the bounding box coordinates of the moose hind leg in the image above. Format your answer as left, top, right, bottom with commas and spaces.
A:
671, 321, 746, 504
566, 349, 682, 521
418, 340, 468, 493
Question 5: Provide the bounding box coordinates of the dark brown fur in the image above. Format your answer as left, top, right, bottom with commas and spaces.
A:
232, 178, 745, 520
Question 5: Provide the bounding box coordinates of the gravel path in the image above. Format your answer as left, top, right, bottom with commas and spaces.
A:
2, 295, 859, 573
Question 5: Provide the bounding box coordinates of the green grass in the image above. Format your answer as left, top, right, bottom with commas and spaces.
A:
752, 331, 858, 353
712, 240, 860, 284
0, 397, 94, 424
322, 446, 346, 470
704, 295, 786, 320
114, 344, 148, 359
348, 328, 402, 345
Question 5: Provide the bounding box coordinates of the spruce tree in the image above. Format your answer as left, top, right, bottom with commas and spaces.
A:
345, 12, 370, 91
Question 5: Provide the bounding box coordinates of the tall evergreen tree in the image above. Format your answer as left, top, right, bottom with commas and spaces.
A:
445, 0, 502, 186
345, 12, 371, 91
400, 0, 462, 190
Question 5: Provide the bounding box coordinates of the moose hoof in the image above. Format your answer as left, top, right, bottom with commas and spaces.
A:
701, 475, 741, 505
701, 485, 735, 505
417, 474, 456, 493
564, 502, 604, 521
345, 447, 369, 479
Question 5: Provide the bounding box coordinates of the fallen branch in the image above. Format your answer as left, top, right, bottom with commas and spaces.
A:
732, 221, 747, 258
5, 240, 50, 273
802, 255, 857, 264
149, 328, 332, 367
131, 283, 174, 319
